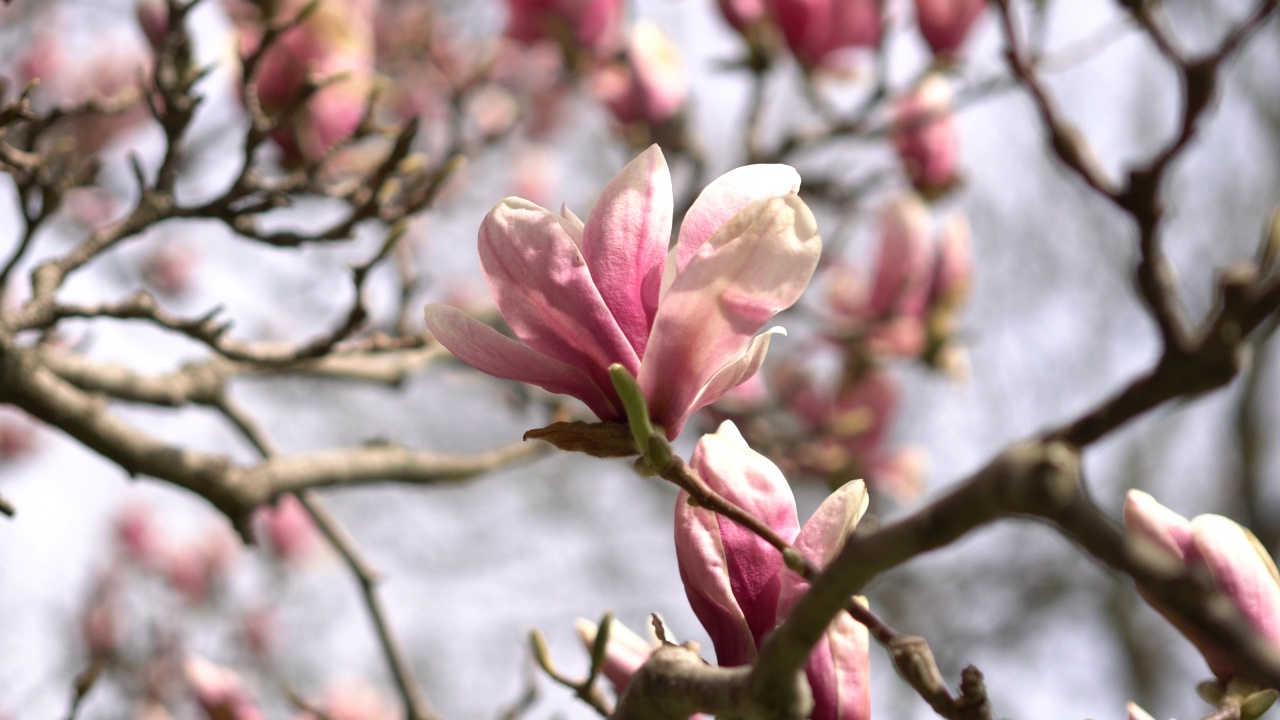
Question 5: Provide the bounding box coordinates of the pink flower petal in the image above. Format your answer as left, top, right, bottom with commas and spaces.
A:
691, 421, 801, 652
642, 195, 820, 435
479, 198, 642, 390
424, 304, 621, 421
794, 480, 869, 569
1123, 490, 1194, 560
581, 145, 672, 357
674, 488, 758, 666
1191, 515, 1280, 646
668, 328, 781, 437
675, 164, 801, 274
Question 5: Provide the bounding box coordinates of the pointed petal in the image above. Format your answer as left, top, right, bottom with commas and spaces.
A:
795, 480, 869, 569
1123, 490, 1194, 560
641, 195, 821, 436
675, 164, 801, 273
424, 304, 621, 421
582, 145, 673, 356
575, 618, 653, 693
479, 198, 641, 390
1192, 515, 1280, 645
806, 601, 872, 720
666, 327, 781, 437
674, 488, 758, 667
689, 421, 801, 651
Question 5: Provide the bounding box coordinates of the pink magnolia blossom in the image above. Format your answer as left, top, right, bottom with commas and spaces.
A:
862, 194, 936, 357
768, 0, 881, 68
234, 0, 377, 164
506, 0, 623, 58
595, 21, 687, 127
892, 75, 960, 194
674, 421, 870, 719
913, 0, 986, 58
717, 0, 768, 35
254, 493, 320, 561
185, 656, 266, 720
424, 146, 821, 438
1124, 490, 1280, 682
136, 0, 168, 50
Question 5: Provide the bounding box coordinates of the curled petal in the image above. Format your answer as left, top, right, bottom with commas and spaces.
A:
582, 145, 673, 356
675, 164, 801, 273
671, 327, 783, 438
794, 480, 869, 569
424, 304, 621, 421
479, 198, 641, 388
642, 195, 821, 435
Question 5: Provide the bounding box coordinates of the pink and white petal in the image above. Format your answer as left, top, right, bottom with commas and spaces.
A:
692, 421, 801, 648
424, 304, 621, 421
1191, 515, 1280, 646
581, 145, 673, 355
575, 618, 652, 693
675, 490, 758, 667
1124, 490, 1195, 560
795, 480, 869, 569
641, 195, 820, 435
675, 164, 801, 274
479, 198, 641, 387
667, 328, 782, 437
820, 599, 873, 720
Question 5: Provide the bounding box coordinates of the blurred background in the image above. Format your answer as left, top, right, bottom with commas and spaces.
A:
0, 0, 1278, 717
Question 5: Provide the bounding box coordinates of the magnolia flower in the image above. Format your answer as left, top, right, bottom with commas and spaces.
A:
891, 75, 959, 194
675, 421, 870, 719
717, 0, 767, 35
1124, 490, 1280, 682
596, 21, 687, 127
234, 0, 377, 164
506, 0, 624, 58
768, 0, 881, 68
254, 494, 320, 561
425, 146, 821, 438
185, 656, 265, 720
913, 0, 986, 58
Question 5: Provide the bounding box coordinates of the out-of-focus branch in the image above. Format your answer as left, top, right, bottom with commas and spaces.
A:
845, 601, 993, 720
0, 337, 544, 529
219, 395, 446, 720
993, 0, 1278, 352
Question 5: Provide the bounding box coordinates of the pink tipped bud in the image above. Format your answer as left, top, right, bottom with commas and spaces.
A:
114, 503, 157, 565
597, 21, 687, 127
913, 0, 986, 58
768, 0, 881, 68
142, 243, 197, 299
0, 412, 37, 460
505, 0, 624, 58
136, 0, 170, 50
892, 75, 960, 195
184, 656, 265, 720
1123, 490, 1280, 682
254, 494, 319, 561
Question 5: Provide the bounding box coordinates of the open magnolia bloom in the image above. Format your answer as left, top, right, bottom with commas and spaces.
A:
675, 421, 871, 720
425, 146, 821, 438
1124, 490, 1280, 682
